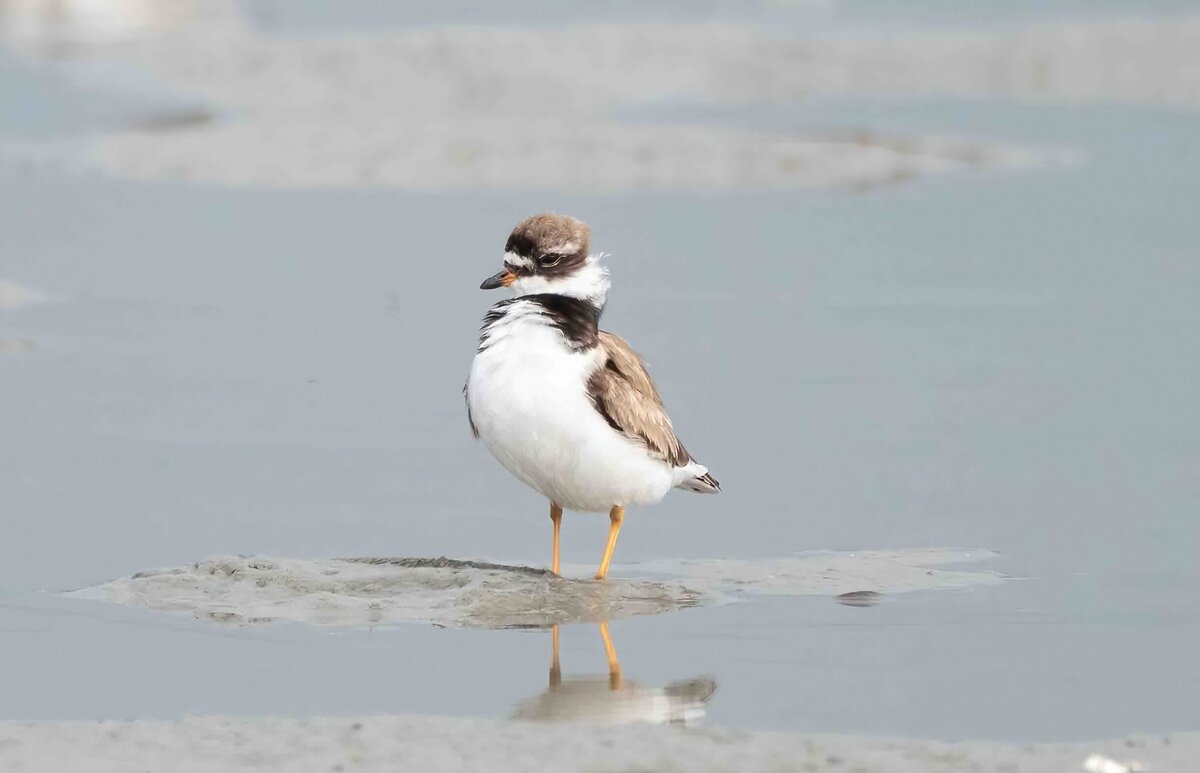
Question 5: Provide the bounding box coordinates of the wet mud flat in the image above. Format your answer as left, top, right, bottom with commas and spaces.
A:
1, 715, 1190, 773
69, 549, 1001, 628
25, 5, 1200, 191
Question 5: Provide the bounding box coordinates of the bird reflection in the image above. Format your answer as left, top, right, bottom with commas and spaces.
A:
510, 623, 716, 725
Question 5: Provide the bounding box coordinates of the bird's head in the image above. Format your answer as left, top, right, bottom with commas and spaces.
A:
480, 213, 609, 306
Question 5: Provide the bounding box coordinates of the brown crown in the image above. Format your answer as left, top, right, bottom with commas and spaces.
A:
505, 214, 591, 259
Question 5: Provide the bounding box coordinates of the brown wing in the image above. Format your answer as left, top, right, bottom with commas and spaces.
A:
588, 331, 691, 467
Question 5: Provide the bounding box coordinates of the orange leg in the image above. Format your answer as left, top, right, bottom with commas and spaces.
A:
594, 505, 624, 580
549, 624, 561, 688
599, 621, 622, 690
550, 503, 563, 575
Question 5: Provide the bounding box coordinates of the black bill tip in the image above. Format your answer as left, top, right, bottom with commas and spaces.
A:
480, 270, 510, 290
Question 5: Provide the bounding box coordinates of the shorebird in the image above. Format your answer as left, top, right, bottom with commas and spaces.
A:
464, 214, 719, 580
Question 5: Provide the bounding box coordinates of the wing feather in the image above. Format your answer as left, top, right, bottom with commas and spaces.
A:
588, 331, 691, 467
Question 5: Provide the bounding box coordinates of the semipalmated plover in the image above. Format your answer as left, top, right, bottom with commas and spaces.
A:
465, 214, 719, 580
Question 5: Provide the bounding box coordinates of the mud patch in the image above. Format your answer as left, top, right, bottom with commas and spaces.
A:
73, 549, 1001, 629
637, 548, 1003, 597
71, 556, 707, 629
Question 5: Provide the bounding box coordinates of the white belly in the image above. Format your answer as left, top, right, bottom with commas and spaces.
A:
467, 312, 674, 512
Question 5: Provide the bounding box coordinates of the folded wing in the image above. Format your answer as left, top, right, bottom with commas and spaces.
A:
587, 331, 692, 468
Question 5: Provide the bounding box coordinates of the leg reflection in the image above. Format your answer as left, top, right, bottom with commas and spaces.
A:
598, 621, 622, 690
516, 621, 715, 724
549, 624, 561, 688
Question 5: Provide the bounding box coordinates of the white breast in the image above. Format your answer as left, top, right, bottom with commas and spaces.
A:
467, 302, 674, 513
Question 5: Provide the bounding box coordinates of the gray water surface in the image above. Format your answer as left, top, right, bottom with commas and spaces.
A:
2, 6, 1198, 743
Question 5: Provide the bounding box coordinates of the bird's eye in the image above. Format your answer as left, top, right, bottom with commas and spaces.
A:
539, 254, 563, 268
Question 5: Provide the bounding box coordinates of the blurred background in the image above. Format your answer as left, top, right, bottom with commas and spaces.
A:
1, 0, 1198, 749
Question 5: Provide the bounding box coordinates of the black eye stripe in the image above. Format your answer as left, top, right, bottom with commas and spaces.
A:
539, 253, 565, 267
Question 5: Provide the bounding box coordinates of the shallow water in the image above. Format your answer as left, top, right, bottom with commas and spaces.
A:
2, 0, 1199, 745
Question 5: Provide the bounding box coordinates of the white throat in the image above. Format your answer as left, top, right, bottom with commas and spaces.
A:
509, 255, 610, 307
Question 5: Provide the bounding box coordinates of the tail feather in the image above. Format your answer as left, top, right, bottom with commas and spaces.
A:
677, 469, 720, 494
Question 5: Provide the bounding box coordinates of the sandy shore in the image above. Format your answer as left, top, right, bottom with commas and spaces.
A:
8, 6, 1199, 191
21, 6, 1200, 190
56, 12, 1200, 191
1, 714, 1188, 773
